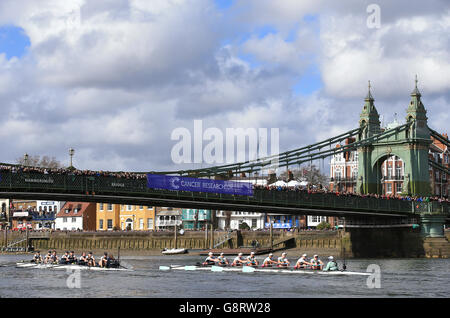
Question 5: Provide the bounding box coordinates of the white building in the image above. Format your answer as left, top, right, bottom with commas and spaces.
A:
156, 207, 182, 230
307, 215, 328, 227
216, 211, 265, 230
329, 137, 359, 193
55, 212, 83, 231
36, 201, 65, 213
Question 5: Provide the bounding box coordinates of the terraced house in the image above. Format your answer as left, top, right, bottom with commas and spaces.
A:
96, 203, 156, 231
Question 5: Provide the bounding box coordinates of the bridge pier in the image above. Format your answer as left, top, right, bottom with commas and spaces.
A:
420, 214, 446, 238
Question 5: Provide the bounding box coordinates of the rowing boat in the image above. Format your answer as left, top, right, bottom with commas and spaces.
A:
15, 262, 131, 271
162, 248, 188, 255
160, 265, 371, 276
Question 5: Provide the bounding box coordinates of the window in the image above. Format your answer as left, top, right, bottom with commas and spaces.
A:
386, 183, 392, 193
99, 219, 104, 229
127, 205, 132, 211
252, 219, 257, 228
99, 203, 104, 211
147, 218, 153, 230
107, 219, 113, 230
396, 183, 402, 194
63, 217, 67, 223
387, 166, 393, 179
72, 217, 76, 223
139, 206, 143, 210
139, 218, 144, 230
107, 204, 113, 211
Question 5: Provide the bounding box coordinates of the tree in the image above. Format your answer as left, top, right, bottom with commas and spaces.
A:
279, 165, 329, 187
316, 221, 331, 230
239, 222, 250, 230
16, 155, 62, 169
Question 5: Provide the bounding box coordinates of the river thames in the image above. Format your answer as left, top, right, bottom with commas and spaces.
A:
0, 254, 448, 298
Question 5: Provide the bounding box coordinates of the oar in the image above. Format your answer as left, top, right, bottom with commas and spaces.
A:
159, 265, 171, 271
211, 266, 223, 272
342, 248, 347, 271
242, 266, 256, 273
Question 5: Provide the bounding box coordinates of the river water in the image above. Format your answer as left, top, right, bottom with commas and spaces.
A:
0, 254, 448, 298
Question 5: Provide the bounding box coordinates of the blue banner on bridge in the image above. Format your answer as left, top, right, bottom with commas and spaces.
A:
146, 174, 253, 196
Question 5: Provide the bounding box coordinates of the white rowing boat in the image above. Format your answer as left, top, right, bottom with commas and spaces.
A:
160, 265, 371, 276
16, 262, 131, 271
162, 248, 187, 255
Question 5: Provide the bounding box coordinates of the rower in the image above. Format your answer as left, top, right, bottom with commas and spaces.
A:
86, 252, 96, 267
323, 256, 339, 272
49, 251, 59, 264
43, 250, 52, 264
294, 254, 312, 269
217, 253, 229, 266
108, 254, 119, 268
310, 254, 324, 270
78, 252, 88, 266
32, 251, 42, 264
262, 253, 277, 267
277, 252, 290, 268
60, 251, 70, 265
68, 251, 77, 264
203, 252, 218, 266
231, 253, 246, 267
246, 252, 259, 267
99, 252, 110, 268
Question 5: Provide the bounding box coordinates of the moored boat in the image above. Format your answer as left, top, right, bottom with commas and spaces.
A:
162, 248, 188, 255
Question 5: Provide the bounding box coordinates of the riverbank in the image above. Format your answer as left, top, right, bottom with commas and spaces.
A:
1, 228, 449, 258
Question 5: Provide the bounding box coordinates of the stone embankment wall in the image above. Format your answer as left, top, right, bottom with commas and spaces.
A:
1, 228, 448, 258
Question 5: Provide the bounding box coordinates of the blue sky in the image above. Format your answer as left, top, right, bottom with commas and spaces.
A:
0, 25, 30, 59
214, 0, 234, 10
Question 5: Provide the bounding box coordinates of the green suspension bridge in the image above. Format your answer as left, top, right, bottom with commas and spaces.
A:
0, 79, 448, 237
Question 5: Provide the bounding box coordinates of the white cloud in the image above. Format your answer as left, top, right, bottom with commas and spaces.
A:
0, 0, 448, 173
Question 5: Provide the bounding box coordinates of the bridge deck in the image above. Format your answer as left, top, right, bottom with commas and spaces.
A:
0, 172, 448, 218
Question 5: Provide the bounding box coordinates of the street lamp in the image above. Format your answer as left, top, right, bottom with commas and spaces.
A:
69, 148, 75, 167
24, 153, 29, 166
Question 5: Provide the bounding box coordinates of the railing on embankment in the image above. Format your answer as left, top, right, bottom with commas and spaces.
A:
0, 170, 448, 216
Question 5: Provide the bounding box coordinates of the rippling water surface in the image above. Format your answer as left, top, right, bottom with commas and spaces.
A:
0, 254, 448, 298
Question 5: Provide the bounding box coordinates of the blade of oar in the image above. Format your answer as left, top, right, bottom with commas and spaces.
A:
242, 266, 256, 273
184, 266, 197, 271
159, 266, 171, 271
211, 266, 223, 272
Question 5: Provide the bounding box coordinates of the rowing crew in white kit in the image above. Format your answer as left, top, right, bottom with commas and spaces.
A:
202, 252, 340, 271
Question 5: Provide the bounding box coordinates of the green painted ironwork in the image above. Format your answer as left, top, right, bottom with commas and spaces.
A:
0, 171, 448, 216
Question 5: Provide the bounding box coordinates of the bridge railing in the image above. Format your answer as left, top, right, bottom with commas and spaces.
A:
0, 171, 448, 215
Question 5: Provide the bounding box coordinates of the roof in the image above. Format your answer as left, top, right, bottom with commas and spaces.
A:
56, 202, 94, 218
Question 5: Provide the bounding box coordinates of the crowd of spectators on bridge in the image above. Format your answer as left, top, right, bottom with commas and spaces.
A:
253, 184, 450, 204
0, 164, 147, 180
0, 163, 448, 204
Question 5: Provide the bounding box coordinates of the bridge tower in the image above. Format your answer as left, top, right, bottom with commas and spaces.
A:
356, 77, 432, 197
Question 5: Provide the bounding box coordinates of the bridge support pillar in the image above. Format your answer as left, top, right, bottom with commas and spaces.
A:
420, 214, 446, 238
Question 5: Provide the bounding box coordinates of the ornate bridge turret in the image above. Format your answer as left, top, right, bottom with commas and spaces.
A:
356, 77, 432, 197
